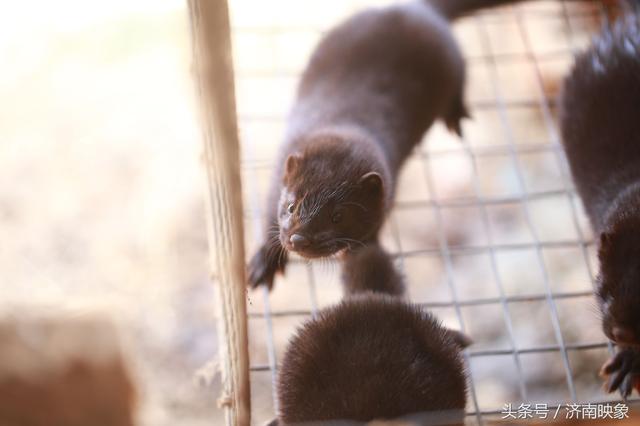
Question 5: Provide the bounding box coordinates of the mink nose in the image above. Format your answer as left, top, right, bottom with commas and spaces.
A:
289, 234, 311, 250
612, 327, 636, 344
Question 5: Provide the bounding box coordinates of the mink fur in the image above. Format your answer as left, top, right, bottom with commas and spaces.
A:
341, 245, 405, 296
560, 14, 640, 397
275, 294, 470, 424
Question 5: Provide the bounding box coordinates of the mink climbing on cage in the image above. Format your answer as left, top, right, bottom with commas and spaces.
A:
247, 0, 545, 293
560, 12, 640, 398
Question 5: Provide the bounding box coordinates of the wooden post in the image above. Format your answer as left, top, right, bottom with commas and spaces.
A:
187, 1, 251, 425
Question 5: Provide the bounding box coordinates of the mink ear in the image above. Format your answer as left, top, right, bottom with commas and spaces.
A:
446, 329, 473, 349
600, 232, 611, 248
284, 153, 303, 183
358, 172, 383, 196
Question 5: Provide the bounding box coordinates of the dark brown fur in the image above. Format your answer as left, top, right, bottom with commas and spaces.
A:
341, 245, 405, 296
276, 294, 469, 424
248, 0, 535, 291
560, 14, 640, 397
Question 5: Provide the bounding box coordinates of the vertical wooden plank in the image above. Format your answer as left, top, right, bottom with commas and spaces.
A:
187, 1, 251, 425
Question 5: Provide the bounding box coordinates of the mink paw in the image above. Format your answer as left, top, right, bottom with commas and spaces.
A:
247, 244, 288, 291
600, 347, 640, 398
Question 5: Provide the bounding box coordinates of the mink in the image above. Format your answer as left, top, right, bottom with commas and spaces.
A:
560, 14, 640, 397
248, 0, 537, 291
274, 294, 470, 425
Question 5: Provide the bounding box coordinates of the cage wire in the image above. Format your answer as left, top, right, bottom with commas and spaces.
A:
224, 0, 640, 424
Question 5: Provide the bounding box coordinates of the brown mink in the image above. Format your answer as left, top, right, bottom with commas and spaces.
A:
248, 0, 540, 291
274, 294, 470, 425
560, 14, 640, 397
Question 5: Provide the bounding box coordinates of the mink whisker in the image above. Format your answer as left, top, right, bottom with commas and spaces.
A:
341, 201, 369, 212
337, 237, 367, 249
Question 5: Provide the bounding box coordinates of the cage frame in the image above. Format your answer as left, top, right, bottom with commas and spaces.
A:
194, 1, 640, 425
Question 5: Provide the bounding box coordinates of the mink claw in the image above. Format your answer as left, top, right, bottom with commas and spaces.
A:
620, 374, 634, 400
605, 368, 627, 395
600, 351, 624, 377
247, 254, 274, 290
603, 352, 630, 394
601, 347, 640, 398
247, 245, 288, 291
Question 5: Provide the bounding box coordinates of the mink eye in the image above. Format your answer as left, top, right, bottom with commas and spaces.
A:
287, 203, 295, 214
331, 211, 343, 224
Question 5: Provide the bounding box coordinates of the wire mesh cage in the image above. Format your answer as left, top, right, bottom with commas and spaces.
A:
202, 0, 640, 424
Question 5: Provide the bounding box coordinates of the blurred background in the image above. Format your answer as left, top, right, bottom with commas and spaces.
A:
0, 0, 219, 424
0, 0, 632, 425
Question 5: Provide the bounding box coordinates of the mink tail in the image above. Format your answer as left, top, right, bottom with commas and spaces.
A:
341, 244, 405, 297
428, 0, 535, 21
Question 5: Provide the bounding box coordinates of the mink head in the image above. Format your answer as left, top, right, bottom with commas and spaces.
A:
277, 136, 387, 258
597, 221, 640, 347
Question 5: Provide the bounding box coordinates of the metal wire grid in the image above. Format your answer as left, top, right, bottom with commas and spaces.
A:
231, 1, 639, 424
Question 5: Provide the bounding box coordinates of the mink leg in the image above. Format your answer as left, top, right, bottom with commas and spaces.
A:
247, 219, 288, 291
